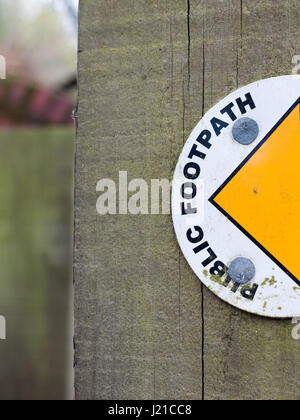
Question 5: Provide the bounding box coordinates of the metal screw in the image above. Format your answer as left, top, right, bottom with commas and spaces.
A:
232, 117, 259, 145
228, 257, 256, 285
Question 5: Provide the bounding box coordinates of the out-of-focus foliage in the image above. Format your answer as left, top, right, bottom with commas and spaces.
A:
0, 78, 75, 126
0, 128, 74, 400
0, 0, 77, 87
0, 0, 77, 399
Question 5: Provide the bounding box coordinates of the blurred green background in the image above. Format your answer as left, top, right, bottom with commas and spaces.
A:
0, 0, 77, 400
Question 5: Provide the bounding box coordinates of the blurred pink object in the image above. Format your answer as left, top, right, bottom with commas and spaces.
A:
0, 79, 75, 127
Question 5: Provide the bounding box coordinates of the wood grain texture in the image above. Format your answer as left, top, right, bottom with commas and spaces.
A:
75, 0, 300, 400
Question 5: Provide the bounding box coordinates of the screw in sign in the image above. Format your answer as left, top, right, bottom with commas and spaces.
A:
172, 76, 300, 318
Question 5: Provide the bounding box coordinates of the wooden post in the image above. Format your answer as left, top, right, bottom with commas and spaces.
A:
75, 0, 300, 400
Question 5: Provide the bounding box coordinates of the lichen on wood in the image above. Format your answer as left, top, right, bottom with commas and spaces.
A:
75, 0, 300, 400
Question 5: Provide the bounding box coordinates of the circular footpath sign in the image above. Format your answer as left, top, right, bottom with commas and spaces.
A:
172, 75, 300, 318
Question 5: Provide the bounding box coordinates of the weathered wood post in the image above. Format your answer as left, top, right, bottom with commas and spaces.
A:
75, 0, 300, 400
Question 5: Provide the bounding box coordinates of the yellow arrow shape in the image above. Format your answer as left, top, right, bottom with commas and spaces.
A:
211, 100, 300, 284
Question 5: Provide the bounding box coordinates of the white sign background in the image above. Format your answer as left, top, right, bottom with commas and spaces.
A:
172, 76, 300, 318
